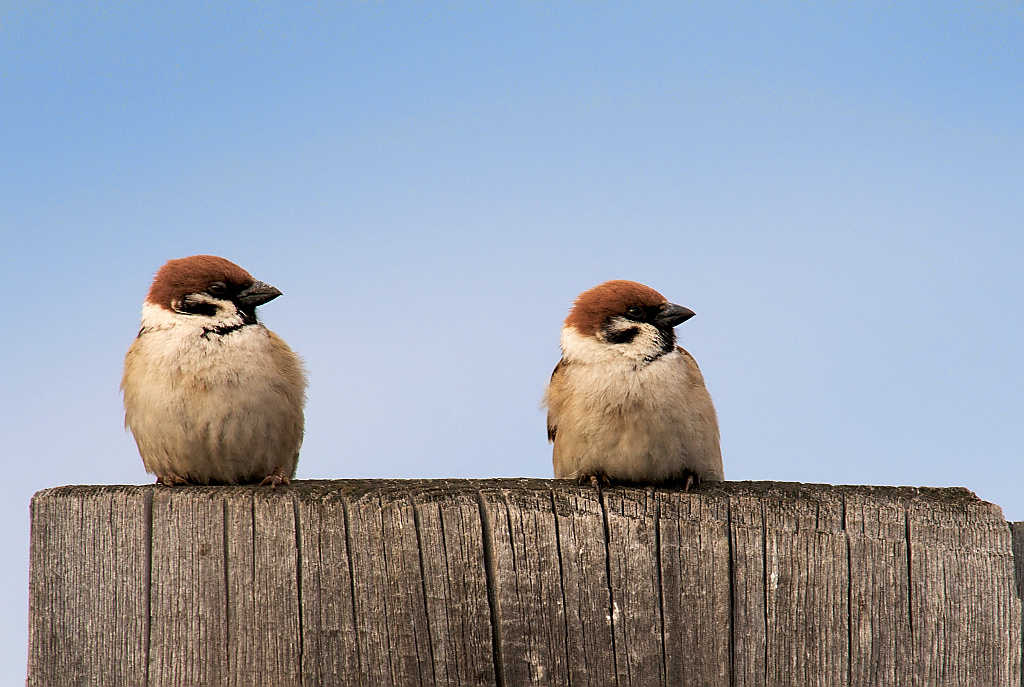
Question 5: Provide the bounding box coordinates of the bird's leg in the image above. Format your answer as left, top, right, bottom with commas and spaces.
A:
260, 466, 291, 487
576, 471, 612, 489
681, 470, 702, 493
156, 473, 189, 486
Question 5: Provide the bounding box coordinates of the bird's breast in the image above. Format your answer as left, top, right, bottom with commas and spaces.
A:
565, 352, 688, 410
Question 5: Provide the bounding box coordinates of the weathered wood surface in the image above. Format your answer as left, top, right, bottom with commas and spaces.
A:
28, 480, 1022, 686
1012, 521, 1024, 687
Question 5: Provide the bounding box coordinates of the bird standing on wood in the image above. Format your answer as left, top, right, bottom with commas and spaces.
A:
122, 255, 306, 486
544, 280, 723, 488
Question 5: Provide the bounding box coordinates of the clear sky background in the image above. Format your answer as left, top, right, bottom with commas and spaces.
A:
2, 2, 1022, 680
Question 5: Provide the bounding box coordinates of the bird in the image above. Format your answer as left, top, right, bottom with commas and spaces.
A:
543, 279, 723, 489
121, 255, 307, 486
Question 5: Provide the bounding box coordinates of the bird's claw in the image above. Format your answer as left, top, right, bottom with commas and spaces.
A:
577, 472, 612, 488
156, 474, 189, 486
680, 471, 702, 492
260, 468, 291, 487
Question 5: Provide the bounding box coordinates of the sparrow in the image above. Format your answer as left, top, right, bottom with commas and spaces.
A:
121, 255, 307, 486
543, 280, 723, 488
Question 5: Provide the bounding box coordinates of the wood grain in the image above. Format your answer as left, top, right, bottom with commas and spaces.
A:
28, 486, 151, 686
906, 490, 1020, 685
27, 480, 1023, 686
1011, 520, 1024, 687
294, 483, 361, 684
479, 481, 572, 686
844, 487, 914, 685
657, 488, 731, 685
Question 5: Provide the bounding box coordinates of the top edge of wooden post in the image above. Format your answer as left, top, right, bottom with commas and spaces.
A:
31, 478, 991, 509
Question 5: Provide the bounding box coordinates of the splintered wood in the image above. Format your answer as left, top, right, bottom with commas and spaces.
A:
28, 480, 1022, 686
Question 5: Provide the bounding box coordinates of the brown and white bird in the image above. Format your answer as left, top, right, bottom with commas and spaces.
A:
121, 255, 307, 486
543, 280, 723, 488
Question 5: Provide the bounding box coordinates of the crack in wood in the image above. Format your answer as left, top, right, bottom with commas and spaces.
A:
595, 484, 621, 686
436, 499, 455, 681
653, 491, 667, 684
725, 495, 736, 687
221, 496, 230, 686
291, 493, 305, 687
411, 498, 438, 685
373, 494, 399, 684
548, 489, 573, 687
475, 489, 505, 687
905, 509, 914, 643
761, 498, 769, 683
843, 493, 853, 687
339, 494, 363, 679
143, 489, 153, 687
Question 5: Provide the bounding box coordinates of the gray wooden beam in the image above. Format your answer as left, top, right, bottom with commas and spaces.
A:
28, 480, 1023, 686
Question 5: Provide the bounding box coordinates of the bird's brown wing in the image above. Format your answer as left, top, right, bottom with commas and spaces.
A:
676, 346, 707, 387
546, 359, 569, 442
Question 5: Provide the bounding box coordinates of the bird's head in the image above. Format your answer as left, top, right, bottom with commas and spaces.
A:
145, 255, 281, 327
562, 280, 694, 364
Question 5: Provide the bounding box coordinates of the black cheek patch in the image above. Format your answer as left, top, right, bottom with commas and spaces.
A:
176, 298, 219, 318
606, 327, 640, 344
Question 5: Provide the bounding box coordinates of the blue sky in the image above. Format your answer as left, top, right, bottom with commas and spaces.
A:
2, 2, 1022, 680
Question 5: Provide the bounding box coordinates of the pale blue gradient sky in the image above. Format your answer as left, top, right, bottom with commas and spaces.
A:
2, 2, 1022, 680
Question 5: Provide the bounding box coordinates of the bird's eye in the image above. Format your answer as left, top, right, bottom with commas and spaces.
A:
208, 281, 228, 297
625, 306, 644, 319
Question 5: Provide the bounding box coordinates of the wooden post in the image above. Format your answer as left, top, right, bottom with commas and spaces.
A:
27, 480, 1023, 686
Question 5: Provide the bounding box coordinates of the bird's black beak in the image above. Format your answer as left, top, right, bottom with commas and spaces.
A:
655, 302, 695, 328
237, 280, 282, 308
